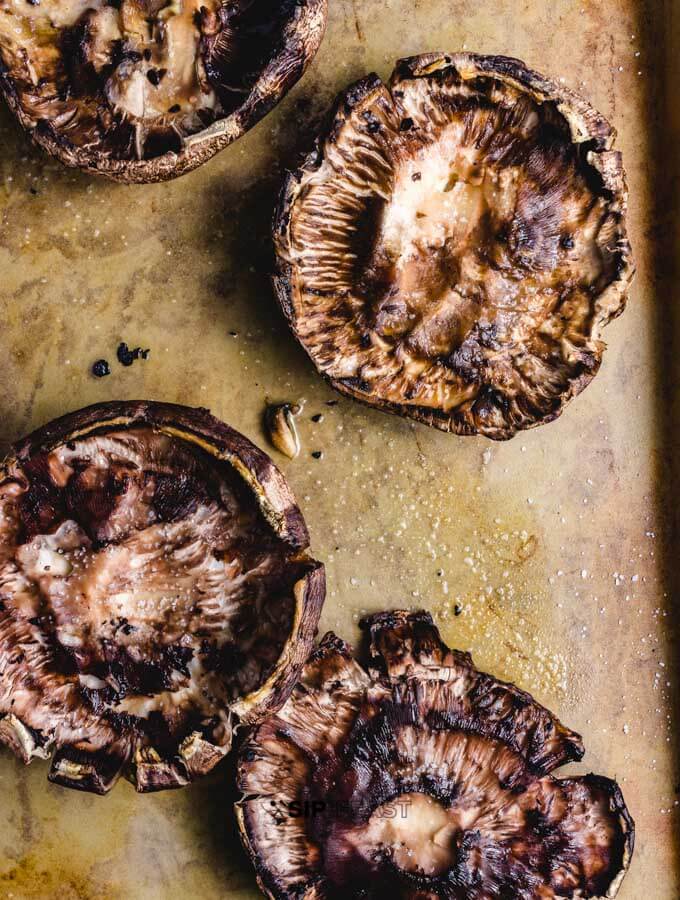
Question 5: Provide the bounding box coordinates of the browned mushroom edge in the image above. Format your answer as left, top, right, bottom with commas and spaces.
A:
236, 609, 634, 899
0, 0, 327, 182
273, 53, 635, 440
0, 400, 325, 793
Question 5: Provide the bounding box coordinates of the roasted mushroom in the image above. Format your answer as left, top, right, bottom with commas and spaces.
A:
0, 0, 327, 182
274, 53, 634, 439
0, 401, 324, 793
237, 610, 634, 898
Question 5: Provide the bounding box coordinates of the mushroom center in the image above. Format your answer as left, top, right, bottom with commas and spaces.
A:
366, 792, 459, 876
321, 791, 476, 882
1, 0, 219, 119
360, 122, 604, 364
103, 0, 218, 123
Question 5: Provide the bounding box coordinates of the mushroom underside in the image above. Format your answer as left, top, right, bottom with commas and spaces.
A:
0, 412, 322, 793
237, 610, 634, 899
275, 54, 633, 438
0, 0, 326, 174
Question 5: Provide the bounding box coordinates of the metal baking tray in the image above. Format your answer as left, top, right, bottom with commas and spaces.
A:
0, 0, 676, 896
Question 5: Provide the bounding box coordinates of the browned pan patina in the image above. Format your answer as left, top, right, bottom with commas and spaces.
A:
0, 0, 678, 898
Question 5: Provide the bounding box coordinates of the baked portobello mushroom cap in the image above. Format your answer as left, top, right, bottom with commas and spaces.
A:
273, 53, 634, 439
237, 610, 634, 899
0, 400, 324, 793
0, 0, 327, 182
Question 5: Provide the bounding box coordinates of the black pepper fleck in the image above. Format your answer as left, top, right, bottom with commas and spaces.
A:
117, 343, 135, 366
117, 342, 150, 367
91, 359, 111, 378
311, 414, 324, 423
311, 451, 323, 459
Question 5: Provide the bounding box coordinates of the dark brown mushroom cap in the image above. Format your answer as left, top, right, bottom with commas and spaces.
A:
0, 400, 325, 793
273, 53, 634, 439
0, 0, 327, 182
236, 610, 634, 899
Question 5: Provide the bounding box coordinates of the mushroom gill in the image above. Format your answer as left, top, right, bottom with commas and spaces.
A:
274, 53, 634, 439
0, 401, 325, 793
237, 610, 634, 899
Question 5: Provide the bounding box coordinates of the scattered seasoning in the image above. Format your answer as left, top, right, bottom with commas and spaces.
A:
326, 399, 339, 407
311, 451, 323, 459
454, 604, 463, 617
265, 403, 301, 459
117, 342, 150, 367
311, 413, 324, 423
91, 359, 111, 378
117, 343, 134, 366
517, 534, 538, 561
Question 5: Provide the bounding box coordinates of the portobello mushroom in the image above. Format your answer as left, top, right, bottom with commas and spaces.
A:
0, 0, 327, 182
237, 610, 634, 899
273, 53, 634, 439
0, 400, 324, 793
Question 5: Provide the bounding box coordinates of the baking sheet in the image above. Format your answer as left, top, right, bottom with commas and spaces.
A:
0, 0, 678, 896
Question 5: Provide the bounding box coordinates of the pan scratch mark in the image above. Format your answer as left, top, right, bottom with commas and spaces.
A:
608, 33, 617, 118
14, 760, 34, 846
351, 0, 364, 42
17, 351, 48, 438
412, 426, 426, 468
